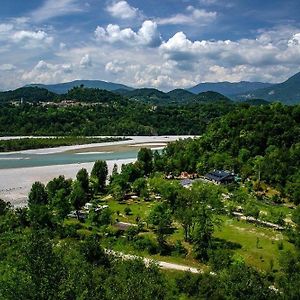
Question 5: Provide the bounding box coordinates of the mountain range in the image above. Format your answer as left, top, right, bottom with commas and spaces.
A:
2, 71, 300, 105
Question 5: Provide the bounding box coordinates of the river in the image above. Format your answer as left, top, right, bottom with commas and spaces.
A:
0, 136, 193, 207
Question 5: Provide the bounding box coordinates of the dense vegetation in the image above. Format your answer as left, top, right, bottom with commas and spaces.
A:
1, 145, 300, 299
0, 99, 235, 136
0, 137, 126, 152
155, 103, 300, 203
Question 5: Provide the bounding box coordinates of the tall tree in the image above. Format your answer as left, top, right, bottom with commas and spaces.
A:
91, 160, 108, 193
69, 181, 87, 219
76, 168, 89, 194
137, 148, 153, 176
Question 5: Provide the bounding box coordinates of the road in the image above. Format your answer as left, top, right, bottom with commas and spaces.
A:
105, 249, 201, 274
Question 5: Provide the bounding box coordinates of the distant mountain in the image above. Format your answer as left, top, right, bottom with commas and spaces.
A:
235, 72, 300, 105
188, 81, 273, 97
27, 80, 134, 94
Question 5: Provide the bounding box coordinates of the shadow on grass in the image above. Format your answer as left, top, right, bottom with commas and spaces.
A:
211, 237, 242, 250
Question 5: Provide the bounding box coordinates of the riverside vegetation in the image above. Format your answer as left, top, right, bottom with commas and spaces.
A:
0, 101, 300, 299
0, 136, 126, 152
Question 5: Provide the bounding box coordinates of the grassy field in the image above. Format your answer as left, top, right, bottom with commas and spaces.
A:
214, 216, 295, 271
74, 195, 295, 272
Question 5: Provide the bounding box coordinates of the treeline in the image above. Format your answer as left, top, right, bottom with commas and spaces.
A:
0, 136, 125, 152
154, 103, 300, 203
0, 100, 235, 136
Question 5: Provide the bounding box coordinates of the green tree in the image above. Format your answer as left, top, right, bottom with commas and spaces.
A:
69, 181, 87, 219
193, 205, 215, 262
76, 168, 89, 195
91, 160, 108, 193
137, 148, 153, 176
147, 203, 172, 252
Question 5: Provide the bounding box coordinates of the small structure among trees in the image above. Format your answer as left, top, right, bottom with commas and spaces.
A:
205, 170, 235, 185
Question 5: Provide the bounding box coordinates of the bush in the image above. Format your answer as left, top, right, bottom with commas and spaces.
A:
209, 249, 233, 271
124, 207, 132, 216
172, 240, 187, 257
133, 236, 158, 254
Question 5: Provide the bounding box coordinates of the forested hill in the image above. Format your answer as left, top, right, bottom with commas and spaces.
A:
0, 87, 58, 103
0, 85, 232, 105
0, 99, 236, 136
156, 103, 300, 202
235, 72, 300, 105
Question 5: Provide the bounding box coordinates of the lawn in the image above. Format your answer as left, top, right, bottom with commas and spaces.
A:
214, 216, 295, 271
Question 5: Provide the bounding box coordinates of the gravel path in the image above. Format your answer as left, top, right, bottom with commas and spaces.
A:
105, 249, 201, 274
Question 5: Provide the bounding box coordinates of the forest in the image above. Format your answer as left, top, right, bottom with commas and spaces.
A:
0, 99, 235, 136
0, 101, 300, 299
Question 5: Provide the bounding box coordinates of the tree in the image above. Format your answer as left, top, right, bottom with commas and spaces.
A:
28, 182, 52, 228
175, 189, 194, 241
24, 230, 64, 300
28, 182, 48, 206
91, 160, 108, 193
137, 148, 153, 176
193, 205, 215, 262
147, 203, 172, 252
76, 168, 89, 195
69, 181, 87, 219
80, 235, 109, 267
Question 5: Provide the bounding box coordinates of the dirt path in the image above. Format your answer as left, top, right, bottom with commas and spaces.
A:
105, 249, 201, 274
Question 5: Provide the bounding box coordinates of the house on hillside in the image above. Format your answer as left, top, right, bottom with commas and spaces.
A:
205, 170, 235, 185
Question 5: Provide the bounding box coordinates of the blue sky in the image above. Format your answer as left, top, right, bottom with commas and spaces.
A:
0, 0, 300, 91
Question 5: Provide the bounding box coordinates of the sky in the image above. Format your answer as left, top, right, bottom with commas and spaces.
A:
0, 0, 300, 91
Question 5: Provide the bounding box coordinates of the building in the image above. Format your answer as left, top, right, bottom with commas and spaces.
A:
204, 170, 235, 184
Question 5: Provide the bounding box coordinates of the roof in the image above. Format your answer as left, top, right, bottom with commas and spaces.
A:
180, 179, 194, 186
205, 170, 234, 182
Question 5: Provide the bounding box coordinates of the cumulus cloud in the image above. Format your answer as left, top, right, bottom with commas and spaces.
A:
160, 30, 300, 67
106, 1, 139, 19
11, 30, 53, 48
22, 60, 73, 84
80, 54, 92, 68
157, 6, 217, 25
30, 0, 84, 22
95, 20, 161, 47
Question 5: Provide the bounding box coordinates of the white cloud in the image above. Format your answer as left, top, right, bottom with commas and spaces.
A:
157, 6, 217, 25
105, 60, 125, 74
95, 20, 161, 47
80, 54, 92, 68
0, 64, 16, 71
31, 0, 84, 22
106, 1, 139, 19
22, 60, 73, 84
11, 30, 53, 47
160, 30, 300, 67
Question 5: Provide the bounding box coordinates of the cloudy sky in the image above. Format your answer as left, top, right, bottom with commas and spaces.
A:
0, 0, 300, 91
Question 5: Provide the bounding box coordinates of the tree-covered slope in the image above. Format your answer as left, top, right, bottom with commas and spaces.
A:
0, 87, 58, 103
236, 72, 300, 105
156, 103, 300, 201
